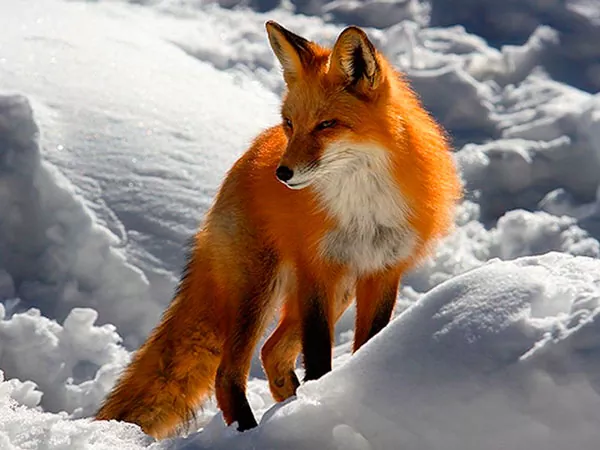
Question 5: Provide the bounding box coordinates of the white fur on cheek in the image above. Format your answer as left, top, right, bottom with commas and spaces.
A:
314, 142, 417, 274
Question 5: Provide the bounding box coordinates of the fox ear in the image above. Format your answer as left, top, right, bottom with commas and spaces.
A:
266, 21, 313, 84
330, 26, 381, 93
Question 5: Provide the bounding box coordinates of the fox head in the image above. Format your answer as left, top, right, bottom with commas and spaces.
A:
265, 21, 401, 190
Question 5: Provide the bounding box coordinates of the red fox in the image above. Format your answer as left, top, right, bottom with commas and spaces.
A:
96, 21, 462, 438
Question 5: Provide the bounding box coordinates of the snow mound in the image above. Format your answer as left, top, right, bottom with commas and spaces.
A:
0, 0, 279, 346
457, 88, 600, 216
0, 305, 129, 417
0, 94, 155, 347
176, 252, 600, 450
3, 253, 600, 449
0, 369, 152, 450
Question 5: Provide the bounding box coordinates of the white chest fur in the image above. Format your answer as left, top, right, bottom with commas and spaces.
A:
313, 143, 417, 274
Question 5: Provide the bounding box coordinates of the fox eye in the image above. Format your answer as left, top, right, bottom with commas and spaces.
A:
316, 119, 337, 131
283, 118, 293, 129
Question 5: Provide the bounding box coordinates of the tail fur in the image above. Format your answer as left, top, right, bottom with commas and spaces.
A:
96, 261, 223, 438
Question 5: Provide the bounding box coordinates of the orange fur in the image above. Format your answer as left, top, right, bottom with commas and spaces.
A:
96, 21, 462, 438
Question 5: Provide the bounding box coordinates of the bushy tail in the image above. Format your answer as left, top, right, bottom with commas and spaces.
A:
96, 285, 223, 438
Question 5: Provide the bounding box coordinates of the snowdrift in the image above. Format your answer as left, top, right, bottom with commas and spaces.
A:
177, 252, 600, 450
0, 95, 154, 349
0, 0, 279, 348
3, 253, 600, 450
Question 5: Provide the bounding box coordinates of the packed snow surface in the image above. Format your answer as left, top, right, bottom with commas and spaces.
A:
1, 0, 600, 448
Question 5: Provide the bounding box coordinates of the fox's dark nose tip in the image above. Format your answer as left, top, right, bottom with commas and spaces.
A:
276, 165, 294, 182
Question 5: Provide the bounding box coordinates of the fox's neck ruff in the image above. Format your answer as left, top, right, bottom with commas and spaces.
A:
313, 142, 417, 274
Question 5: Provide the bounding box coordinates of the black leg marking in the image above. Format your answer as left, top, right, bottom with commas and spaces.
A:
229, 381, 258, 431
302, 296, 332, 381
367, 287, 397, 342
219, 247, 279, 432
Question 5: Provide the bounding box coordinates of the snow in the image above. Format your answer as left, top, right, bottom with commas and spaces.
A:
1, 0, 600, 448
0, 0, 279, 347
174, 252, 600, 450
428, 0, 600, 92
6, 253, 600, 449
0, 370, 154, 450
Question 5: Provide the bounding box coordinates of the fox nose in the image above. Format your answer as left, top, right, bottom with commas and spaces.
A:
276, 165, 294, 182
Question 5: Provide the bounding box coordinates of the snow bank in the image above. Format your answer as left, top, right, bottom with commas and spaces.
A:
0, 94, 157, 347
3, 253, 600, 450
0, 96, 134, 416
0, 0, 279, 345
0, 305, 128, 417
174, 252, 600, 450
457, 83, 600, 210
0, 370, 153, 450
